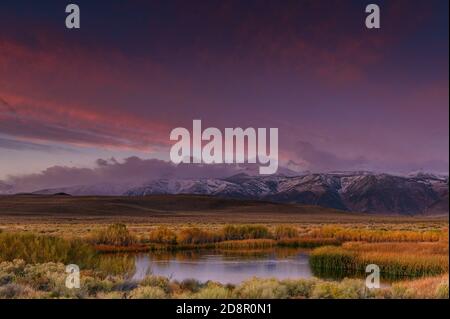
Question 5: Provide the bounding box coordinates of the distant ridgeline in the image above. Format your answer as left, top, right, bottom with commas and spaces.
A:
26, 172, 449, 216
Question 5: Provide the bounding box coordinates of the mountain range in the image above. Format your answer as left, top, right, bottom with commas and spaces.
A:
22, 171, 449, 216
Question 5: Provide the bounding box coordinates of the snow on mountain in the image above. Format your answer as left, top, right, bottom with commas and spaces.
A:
8, 171, 447, 215
125, 172, 449, 215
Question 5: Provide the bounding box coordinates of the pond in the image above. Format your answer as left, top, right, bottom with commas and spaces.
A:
130, 248, 313, 284
100, 248, 396, 285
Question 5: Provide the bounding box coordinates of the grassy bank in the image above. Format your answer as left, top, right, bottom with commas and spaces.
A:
310, 242, 449, 278
86, 223, 447, 252
0, 221, 448, 299
0, 260, 447, 299
0, 232, 135, 275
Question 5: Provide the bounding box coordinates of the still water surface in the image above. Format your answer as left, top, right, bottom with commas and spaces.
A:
130, 249, 313, 284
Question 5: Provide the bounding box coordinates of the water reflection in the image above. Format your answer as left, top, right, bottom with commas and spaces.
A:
131, 249, 313, 284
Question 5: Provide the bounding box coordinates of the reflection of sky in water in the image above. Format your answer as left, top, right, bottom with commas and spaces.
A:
131, 252, 313, 284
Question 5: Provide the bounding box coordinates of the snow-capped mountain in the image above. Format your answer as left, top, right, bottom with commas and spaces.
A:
125, 172, 449, 215
13, 171, 448, 215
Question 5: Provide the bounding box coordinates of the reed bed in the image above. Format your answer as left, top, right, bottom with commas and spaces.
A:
90, 224, 136, 247
0, 232, 97, 268
277, 238, 341, 248
310, 242, 449, 278
216, 239, 275, 249
86, 224, 449, 250
308, 225, 445, 242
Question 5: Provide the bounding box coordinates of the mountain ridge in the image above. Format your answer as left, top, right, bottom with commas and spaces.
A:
21, 171, 448, 216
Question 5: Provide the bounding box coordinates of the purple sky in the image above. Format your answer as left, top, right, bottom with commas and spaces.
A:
0, 0, 448, 189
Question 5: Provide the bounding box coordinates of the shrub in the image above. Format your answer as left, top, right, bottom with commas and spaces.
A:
0, 283, 40, 299
281, 278, 318, 298
128, 286, 167, 299
140, 275, 171, 293
389, 285, 416, 299
311, 279, 366, 299
91, 224, 136, 247
436, 282, 449, 299
191, 283, 232, 299
179, 279, 204, 293
235, 278, 289, 299
82, 276, 116, 296
389, 274, 449, 299
97, 291, 125, 299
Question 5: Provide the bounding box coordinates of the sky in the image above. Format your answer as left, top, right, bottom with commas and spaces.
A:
0, 0, 448, 190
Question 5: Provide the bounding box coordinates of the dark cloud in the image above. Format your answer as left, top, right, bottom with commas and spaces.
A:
3, 152, 447, 193
295, 140, 449, 174
4, 156, 251, 192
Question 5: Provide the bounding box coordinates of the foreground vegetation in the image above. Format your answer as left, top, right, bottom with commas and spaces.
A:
88, 223, 447, 249
310, 242, 449, 279
1, 222, 448, 277
0, 220, 448, 299
0, 260, 447, 299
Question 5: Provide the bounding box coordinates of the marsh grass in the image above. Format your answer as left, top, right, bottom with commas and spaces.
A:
0, 232, 97, 268
309, 225, 445, 242
223, 225, 271, 240
91, 224, 136, 247
277, 238, 341, 248
310, 242, 449, 278
273, 225, 299, 239
176, 227, 222, 245
216, 239, 275, 249
147, 227, 177, 244
388, 274, 449, 299
97, 224, 447, 252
